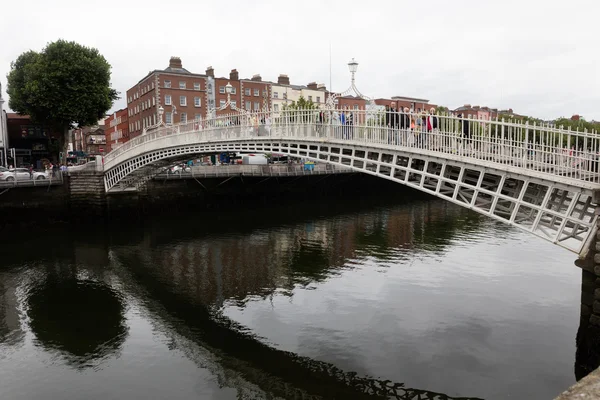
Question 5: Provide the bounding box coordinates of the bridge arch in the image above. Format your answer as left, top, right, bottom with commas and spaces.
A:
103, 113, 599, 255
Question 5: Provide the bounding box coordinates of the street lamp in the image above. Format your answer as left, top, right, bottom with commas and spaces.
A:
348, 58, 358, 73
326, 57, 371, 109
225, 82, 233, 95
158, 105, 164, 123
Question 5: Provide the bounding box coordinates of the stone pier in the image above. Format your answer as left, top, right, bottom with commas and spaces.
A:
555, 214, 600, 398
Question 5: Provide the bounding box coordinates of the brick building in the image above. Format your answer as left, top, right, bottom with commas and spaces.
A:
207, 67, 242, 116
453, 104, 499, 120
375, 96, 436, 113
126, 57, 207, 138
105, 108, 129, 151
335, 95, 367, 111
6, 113, 61, 168
240, 74, 271, 113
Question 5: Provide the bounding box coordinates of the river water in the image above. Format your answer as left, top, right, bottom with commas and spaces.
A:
0, 195, 588, 399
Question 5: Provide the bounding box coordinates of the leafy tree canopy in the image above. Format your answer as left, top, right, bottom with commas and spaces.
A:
7, 39, 119, 132
283, 96, 317, 111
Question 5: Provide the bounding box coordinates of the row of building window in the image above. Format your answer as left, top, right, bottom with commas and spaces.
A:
164, 95, 201, 107
240, 88, 268, 97
110, 129, 123, 141
129, 97, 157, 116
128, 81, 156, 103
164, 112, 202, 124
164, 80, 202, 90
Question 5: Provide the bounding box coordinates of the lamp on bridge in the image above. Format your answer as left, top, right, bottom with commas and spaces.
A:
158, 105, 164, 124
348, 58, 358, 83
326, 57, 372, 109
208, 81, 245, 116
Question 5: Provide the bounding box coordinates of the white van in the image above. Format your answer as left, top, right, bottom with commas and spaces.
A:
241, 155, 268, 165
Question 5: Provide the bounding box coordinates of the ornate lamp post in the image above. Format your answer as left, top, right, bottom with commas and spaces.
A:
142, 105, 166, 134
326, 57, 372, 109
208, 82, 245, 116
158, 105, 164, 123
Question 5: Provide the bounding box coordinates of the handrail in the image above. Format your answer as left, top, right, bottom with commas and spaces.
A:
104, 108, 600, 185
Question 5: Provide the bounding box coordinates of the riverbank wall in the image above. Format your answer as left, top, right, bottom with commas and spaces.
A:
0, 169, 423, 230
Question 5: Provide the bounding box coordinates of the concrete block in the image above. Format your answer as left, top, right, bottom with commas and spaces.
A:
594, 288, 600, 300
594, 253, 600, 265
593, 301, 600, 314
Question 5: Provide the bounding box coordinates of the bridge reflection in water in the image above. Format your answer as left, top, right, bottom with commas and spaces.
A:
0, 197, 593, 399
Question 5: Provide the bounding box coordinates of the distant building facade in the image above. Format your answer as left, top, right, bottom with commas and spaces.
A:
453, 104, 499, 120
105, 108, 129, 151
6, 113, 61, 168
126, 57, 208, 138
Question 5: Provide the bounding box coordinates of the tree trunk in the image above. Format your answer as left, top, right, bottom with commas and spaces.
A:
61, 126, 69, 166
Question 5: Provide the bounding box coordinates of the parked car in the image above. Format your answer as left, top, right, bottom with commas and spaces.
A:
0, 168, 48, 181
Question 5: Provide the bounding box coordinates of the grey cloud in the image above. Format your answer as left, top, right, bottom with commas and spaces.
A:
0, 0, 598, 121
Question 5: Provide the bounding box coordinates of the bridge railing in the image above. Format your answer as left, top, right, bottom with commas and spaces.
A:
105, 108, 600, 185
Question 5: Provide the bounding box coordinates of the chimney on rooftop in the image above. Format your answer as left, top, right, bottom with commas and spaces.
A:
230, 69, 239, 81
307, 82, 318, 90
278, 74, 290, 85
206, 66, 214, 77
251, 74, 262, 82
317, 83, 326, 90
169, 57, 182, 69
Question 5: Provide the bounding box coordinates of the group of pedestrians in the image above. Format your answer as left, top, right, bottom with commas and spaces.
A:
384, 104, 441, 148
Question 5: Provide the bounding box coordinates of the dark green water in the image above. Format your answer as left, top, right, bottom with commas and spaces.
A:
0, 195, 588, 399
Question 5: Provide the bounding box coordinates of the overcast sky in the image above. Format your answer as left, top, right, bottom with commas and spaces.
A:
1, 0, 598, 120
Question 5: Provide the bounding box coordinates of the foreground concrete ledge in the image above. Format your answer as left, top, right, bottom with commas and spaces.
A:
555, 367, 600, 399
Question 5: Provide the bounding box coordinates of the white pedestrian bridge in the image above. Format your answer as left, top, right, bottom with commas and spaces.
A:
103, 109, 600, 255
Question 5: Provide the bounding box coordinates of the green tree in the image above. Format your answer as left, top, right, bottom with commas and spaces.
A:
7, 40, 119, 162
435, 106, 449, 115
282, 96, 317, 122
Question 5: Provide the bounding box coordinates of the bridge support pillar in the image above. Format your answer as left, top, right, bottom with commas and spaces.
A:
68, 169, 107, 216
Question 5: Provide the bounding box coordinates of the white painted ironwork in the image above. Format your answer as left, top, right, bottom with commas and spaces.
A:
208, 82, 247, 118
326, 58, 372, 109
142, 105, 165, 134
103, 108, 600, 255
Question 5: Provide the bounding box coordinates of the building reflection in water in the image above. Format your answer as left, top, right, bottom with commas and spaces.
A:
1, 196, 595, 398
111, 202, 493, 399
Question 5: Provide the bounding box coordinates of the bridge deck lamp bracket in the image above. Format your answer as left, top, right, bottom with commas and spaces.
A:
326, 57, 373, 109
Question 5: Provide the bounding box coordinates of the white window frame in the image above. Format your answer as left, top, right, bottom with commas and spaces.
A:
180, 96, 187, 106
195, 113, 201, 121
165, 112, 172, 125
245, 101, 251, 110
220, 99, 226, 107
231, 87, 236, 94
273, 92, 279, 99
165, 95, 172, 105
245, 88, 250, 96
164, 80, 171, 88
219, 86, 225, 94
253, 102, 260, 110
317, 96, 321, 103
179, 81, 186, 89
274, 104, 279, 112
180, 112, 187, 123
193, 82, 200, 90
254, 89, 259, 96
194, 97, 201, 107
